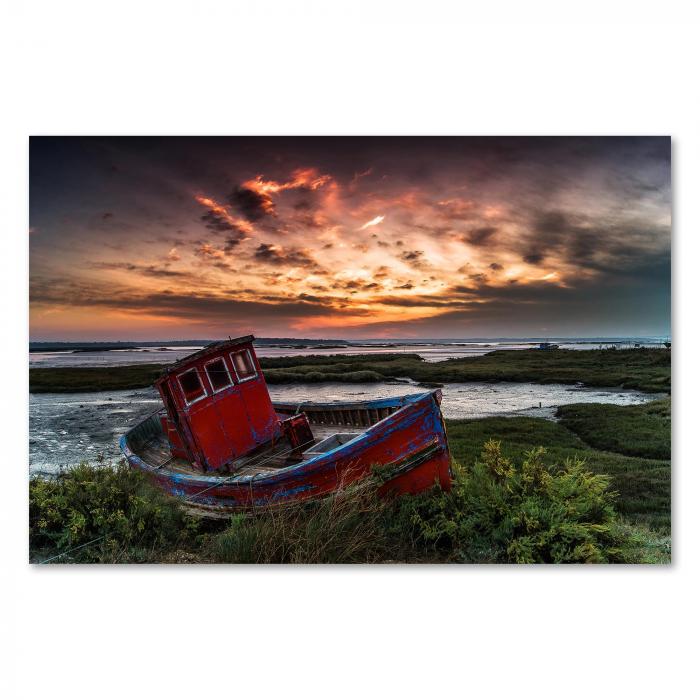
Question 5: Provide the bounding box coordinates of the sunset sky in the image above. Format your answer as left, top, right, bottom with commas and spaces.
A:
29, 136, 671, 341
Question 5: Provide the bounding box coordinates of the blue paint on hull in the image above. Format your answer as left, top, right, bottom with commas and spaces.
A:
121, 391, 450, 511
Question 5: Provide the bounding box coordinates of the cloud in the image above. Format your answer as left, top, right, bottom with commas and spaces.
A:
31, 278, 348, 322
195, 195, 252, 243
253, 243, 321, 270
359, 215, 385, 230
436, 199, 476, 221
229, 186, 274, 221
195, 243, 226, 260
517, 208, 670, 275
29, 136, 671, 338
90, 261, 195, 279
223, 236, 243, 253
465, 226, 498, 246
229, 168, 333, 222
400, 250, 430, 270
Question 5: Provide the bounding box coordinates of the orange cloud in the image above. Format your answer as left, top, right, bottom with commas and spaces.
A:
194, 195, 254, 234
243, 167, 332, 195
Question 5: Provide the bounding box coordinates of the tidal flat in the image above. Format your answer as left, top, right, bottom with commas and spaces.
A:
29, 380, 663, 475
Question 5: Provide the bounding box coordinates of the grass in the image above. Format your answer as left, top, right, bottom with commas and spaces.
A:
556, 397, 671, 459
261, 348, 670, 393
211, 478, 394, 564
29, 348, 671, 393
29, 399, 671, 564
29, 364, 165, 393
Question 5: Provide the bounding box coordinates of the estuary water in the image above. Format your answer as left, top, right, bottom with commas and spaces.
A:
28, 337, 669, 367
29, 380, 663, 475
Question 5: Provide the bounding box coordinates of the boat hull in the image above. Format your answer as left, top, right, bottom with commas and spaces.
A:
120, 391, 451, 513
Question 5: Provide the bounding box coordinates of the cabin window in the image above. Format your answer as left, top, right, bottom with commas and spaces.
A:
205, 357, 233, 392
178, 368, 207, 404
231, 349, 257, 381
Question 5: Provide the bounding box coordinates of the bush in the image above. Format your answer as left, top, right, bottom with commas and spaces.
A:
389, 440, 624, 563
30, 463, 201, 563
211, 440, 628, 564
30, 442, 636, 564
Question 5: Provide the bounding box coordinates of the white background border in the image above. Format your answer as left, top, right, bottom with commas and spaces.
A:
1, 2, 697, 699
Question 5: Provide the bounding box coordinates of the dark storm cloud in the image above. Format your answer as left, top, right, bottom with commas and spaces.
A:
400, 250, 426, 265
517, 207, 671, 274
91, 261, 196, 280
30, 276, 353, 322
355, 258, 670, 337
465, 226, 498, 246
223, 236, 243, 253
371, 295, 459, 308
199, 209, 248, 247
229, 186, 273, 221
254, 243, 320, 269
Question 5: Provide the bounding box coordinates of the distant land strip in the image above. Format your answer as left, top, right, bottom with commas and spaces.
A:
28, 349, 671, 394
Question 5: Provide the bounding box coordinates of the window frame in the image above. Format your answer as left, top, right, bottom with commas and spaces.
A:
177, 367, 208, 406
230, 349, 258, 383
204, 356, 234, 394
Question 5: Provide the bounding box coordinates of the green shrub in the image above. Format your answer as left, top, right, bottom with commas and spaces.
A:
29, 463, 201, 563
29, 442, 644, 564
211, 440, 628, 564
389, 440, 624, 563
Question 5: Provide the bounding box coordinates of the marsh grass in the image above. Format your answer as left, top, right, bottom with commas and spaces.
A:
29, 348, 671, 393
29, 364, 165, 393
211, 479, 393, 564
262, 349, 671, 393
557, 398, 671, 459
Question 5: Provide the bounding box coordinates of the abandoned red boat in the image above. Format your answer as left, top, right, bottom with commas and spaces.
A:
119, 336, 452, 513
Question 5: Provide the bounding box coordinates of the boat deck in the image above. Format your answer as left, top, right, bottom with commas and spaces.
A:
127, 399, 408, 478
136, 424, 365, 478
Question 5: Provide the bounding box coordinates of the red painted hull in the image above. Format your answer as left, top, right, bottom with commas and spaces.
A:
120, 391, 451, 513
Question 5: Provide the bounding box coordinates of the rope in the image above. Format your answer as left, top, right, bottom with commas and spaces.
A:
37, 535, 107, 565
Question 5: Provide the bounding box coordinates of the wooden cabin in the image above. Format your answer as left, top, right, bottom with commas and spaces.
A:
154, 336, 282, 472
